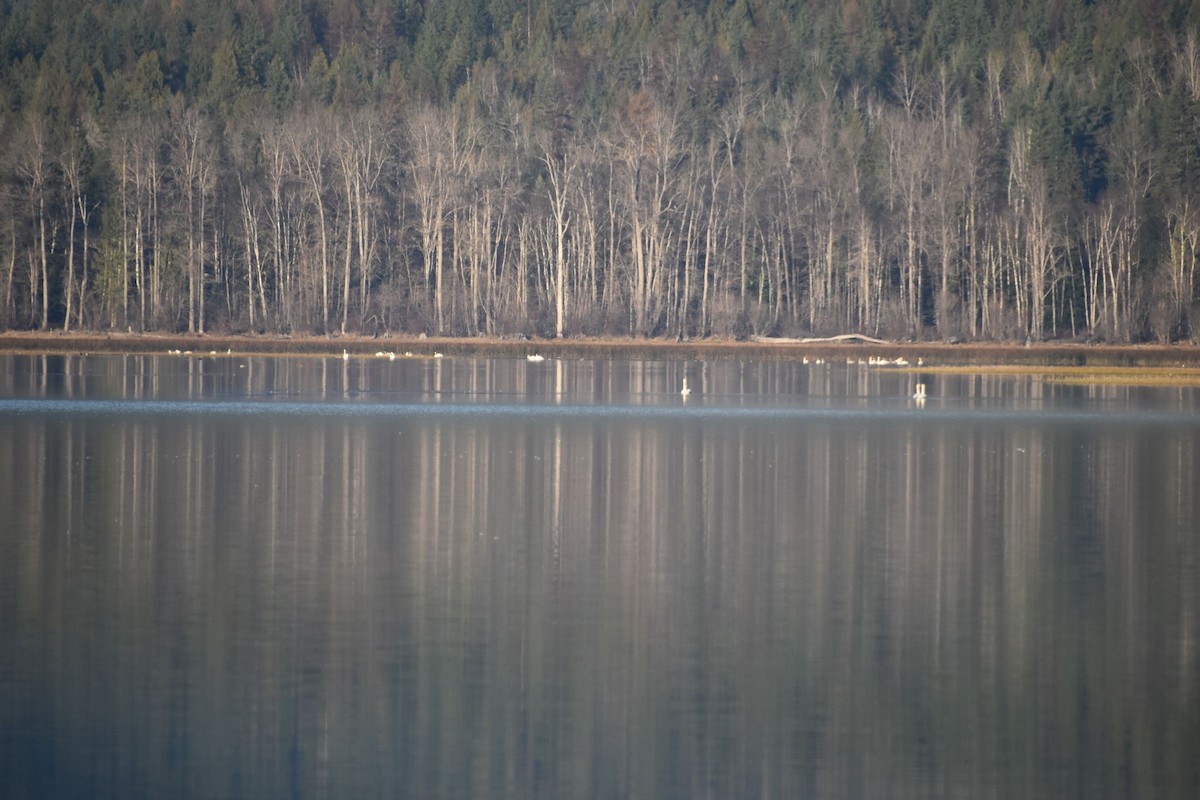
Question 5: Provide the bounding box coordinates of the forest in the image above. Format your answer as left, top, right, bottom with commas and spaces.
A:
1, 0, 1198, 342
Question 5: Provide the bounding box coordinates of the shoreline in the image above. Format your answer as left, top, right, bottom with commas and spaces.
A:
2, 330, 1200, 367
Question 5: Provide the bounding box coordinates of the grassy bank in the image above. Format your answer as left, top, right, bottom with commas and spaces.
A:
886, 363, 1200, 387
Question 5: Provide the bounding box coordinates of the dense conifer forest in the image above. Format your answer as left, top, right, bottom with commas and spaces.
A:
1, 0, 1198, 341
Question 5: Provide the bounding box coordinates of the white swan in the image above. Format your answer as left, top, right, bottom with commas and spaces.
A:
681, 375, 692, 397
526, 353, 545, 362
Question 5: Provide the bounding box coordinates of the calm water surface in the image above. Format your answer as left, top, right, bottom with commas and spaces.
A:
1, 353, 1198, 799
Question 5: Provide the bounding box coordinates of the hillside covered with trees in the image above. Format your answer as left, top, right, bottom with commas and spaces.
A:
2, 0, 1199, 342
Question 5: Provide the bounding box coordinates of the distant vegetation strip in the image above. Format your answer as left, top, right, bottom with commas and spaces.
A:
892, 363, 1200, 386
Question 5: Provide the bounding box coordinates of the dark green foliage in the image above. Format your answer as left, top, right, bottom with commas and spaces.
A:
1154, 83, 1200, 198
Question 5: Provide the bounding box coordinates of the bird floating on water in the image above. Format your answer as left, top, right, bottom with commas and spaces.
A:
681, 375, 692, 397
526, 353, 545, 362
913, 383, 927, 401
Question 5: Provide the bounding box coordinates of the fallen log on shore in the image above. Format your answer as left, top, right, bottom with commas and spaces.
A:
752, 333, 892, 345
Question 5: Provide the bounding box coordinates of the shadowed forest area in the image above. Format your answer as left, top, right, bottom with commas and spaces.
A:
1, 0, 1199, 342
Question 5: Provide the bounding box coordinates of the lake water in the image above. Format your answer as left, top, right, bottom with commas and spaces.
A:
1, 353, 1198, 799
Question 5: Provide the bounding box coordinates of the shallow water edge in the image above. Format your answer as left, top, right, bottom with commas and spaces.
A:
3, 330, 1200, 368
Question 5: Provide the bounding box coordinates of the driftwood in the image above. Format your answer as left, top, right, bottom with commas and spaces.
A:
751, 333, 892, 345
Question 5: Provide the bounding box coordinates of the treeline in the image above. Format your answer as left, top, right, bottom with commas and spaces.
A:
1, 0, 1199, 341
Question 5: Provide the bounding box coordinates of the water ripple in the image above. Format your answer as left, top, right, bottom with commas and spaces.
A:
1, 396, 1197, 427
